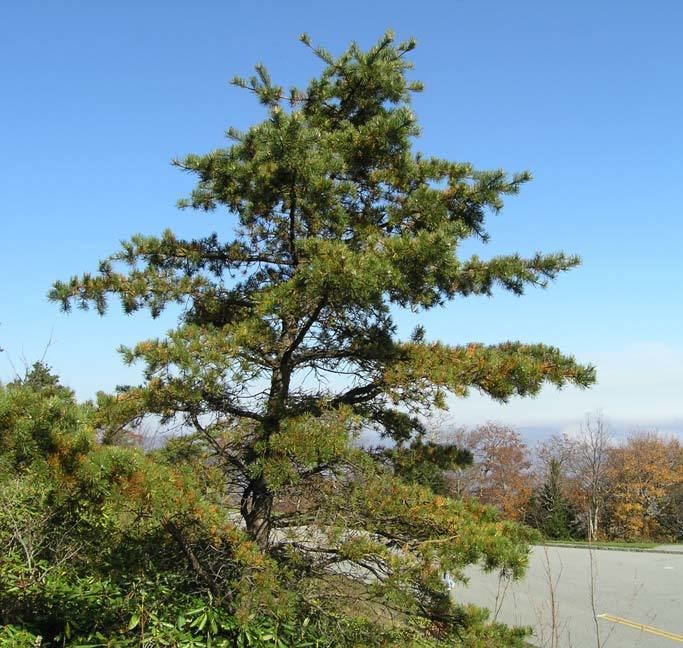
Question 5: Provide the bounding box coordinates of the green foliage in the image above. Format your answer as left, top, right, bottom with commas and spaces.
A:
0, 625, 41, 647
0, 367, 91, 474
9, 361, 70, 393
0, 366, 535, 645
526, 459, 577, 540
382, 440, 472, 495
45, 32, 595, 644
0, 374, 282, 646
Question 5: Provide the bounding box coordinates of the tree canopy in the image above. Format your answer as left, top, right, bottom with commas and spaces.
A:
49, 32, 595, 644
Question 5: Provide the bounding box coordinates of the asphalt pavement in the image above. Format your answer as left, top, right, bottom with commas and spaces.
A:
452, 545, 683, 647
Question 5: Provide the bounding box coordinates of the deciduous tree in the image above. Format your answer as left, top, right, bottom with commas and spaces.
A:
567, 413, 613, 541
448, 423, 533, 521
608, 432, 683, 540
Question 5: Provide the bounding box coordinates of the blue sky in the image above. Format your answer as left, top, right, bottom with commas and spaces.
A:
1, 1, 681, 438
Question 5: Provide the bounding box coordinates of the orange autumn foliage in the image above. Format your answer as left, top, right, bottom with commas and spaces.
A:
607, 432, 683, 540
448, 423, 532, 521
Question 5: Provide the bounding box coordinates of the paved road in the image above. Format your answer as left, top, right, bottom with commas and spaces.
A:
452, 545, 682, 647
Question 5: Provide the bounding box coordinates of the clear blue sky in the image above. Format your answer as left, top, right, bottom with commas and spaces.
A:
1, 1, 681, 437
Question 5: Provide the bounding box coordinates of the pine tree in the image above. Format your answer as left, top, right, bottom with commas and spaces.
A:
527, 458, 576, 540
10, 361, 69, 394
50, 33, 594, 640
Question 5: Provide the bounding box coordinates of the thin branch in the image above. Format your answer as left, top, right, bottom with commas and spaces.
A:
163, 519, 225, 601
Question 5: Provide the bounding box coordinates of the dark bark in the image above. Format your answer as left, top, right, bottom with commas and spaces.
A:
163, 519, 224, 600
241, 475, 274, 550
239, 298, 327, 550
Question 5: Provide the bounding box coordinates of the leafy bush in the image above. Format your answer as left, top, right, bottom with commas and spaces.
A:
0, 364, 531, 647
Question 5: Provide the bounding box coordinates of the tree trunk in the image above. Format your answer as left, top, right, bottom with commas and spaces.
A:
593, 506, 599, 541
241, 475, 273, 551
587, 505, 599, 542
241, 334, 292, 551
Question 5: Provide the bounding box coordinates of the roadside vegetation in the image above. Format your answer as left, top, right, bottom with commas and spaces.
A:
444, 418, 683, 544
0, 363, 536, 646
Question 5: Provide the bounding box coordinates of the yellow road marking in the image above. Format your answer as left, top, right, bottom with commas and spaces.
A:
597, 613, 683, 643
